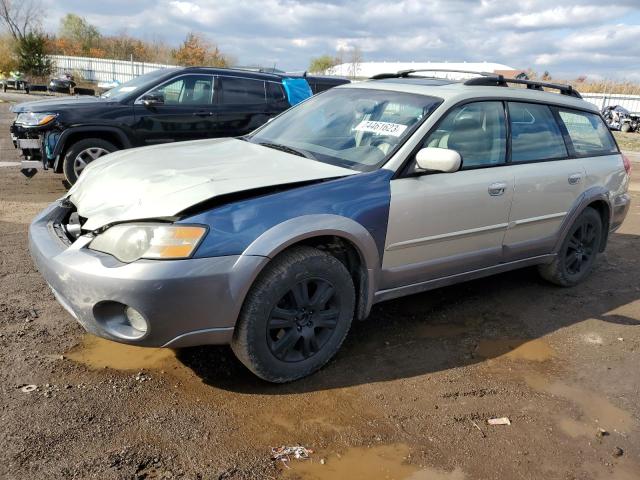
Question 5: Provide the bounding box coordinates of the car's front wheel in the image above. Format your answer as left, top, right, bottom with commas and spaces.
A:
538, 207, 603, 287
232, 246, 355, 383
63, 138, 117, 185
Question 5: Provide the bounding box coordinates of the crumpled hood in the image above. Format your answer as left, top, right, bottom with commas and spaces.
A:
68, 138, 355, 231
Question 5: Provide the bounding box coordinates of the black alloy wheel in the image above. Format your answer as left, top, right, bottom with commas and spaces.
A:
267, 278, 339, 362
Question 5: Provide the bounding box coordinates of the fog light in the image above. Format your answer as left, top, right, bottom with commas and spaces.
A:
125, 307, 148, 333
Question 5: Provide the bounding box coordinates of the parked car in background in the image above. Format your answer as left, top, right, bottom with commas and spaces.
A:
28, 71, 630, 382
0, 71, 30, 94
48, 73, 77, 94
10, 67, 348, 184
602, 105, 639, 133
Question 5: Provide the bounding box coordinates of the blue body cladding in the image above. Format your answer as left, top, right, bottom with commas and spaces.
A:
185, 169, 393, 261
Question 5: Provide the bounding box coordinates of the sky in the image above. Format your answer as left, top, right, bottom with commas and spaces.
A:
40, 0, 640, 80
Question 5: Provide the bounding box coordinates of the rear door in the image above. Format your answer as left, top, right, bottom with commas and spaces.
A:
215, 75, 270, 137
382, 101, 514, 289
133, 74, 217, 145
502, 102, 587, 261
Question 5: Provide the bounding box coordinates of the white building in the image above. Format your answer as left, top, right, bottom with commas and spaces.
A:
326, 61, 524, 80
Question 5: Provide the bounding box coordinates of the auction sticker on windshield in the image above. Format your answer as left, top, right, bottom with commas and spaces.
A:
354, 120, 407, 137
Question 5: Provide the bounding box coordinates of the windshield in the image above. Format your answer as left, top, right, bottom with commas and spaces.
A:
248, 88, 442, 171
100, 68, 177, 101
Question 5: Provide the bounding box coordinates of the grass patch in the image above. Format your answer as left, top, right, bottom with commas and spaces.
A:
613, 131, 640, 152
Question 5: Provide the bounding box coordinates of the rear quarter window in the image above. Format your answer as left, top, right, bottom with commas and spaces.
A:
557, 109, 618, 156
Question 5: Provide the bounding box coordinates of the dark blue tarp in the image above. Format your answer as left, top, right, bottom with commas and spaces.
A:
282, 77, 313, 106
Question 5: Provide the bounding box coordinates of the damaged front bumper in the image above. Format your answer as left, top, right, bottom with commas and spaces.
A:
10, 123, 61, 175
29, 201, 269, 348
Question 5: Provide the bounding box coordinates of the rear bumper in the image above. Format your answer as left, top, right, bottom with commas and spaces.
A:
611, 193, 631, 232
29, 202, 269, 347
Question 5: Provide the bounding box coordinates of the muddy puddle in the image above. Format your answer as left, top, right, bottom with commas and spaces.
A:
526, 373, 636, 434
66, 336, 178, 371
284, 444, 466, 480
475, 338, 553, 362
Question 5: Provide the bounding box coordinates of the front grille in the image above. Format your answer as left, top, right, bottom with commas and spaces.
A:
49, 201, 83, 245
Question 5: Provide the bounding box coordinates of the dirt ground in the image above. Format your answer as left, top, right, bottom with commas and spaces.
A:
1, 98, 639, 480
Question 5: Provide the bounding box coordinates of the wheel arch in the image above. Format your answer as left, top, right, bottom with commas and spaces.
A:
242, 214, 381, 320
53, 127, 132, 172
554, 187, 612, 254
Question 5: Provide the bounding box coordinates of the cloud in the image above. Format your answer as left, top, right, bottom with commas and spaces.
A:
39, 0, 640, 79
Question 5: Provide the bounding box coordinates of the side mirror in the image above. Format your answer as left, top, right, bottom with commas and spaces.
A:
141, 93, 164, 107
415, 147, 461, 173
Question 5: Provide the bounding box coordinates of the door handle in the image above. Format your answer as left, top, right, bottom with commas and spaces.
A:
193, 111, 213, 117
488, 182, 507, 196
568, 173, 583, 185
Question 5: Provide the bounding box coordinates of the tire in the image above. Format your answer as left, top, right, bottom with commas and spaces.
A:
538, 207, 602, 287
62, 138, 117, 185
621, 123, 632, 133
232, 246, 355, 383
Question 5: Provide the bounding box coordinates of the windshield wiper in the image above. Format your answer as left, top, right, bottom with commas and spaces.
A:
257, 142, 315, 160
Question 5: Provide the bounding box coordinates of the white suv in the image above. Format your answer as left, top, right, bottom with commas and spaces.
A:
29, 70, 631, 382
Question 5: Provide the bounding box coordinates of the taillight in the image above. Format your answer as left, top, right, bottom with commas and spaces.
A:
622, 154, 631, 175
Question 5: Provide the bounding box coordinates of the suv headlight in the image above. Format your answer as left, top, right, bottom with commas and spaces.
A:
15, 112, 57, 126
89, 224, 207, 263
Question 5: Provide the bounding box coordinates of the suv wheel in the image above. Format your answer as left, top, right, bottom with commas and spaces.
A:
63, 138, 117, 185
232, 246, 355, 383
538, 207, 602, 287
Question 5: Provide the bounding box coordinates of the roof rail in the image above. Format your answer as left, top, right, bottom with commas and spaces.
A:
464, 75, 582, 99
370, 69, 495, 80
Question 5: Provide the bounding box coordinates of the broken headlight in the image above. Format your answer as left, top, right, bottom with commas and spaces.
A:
89, 224, 207, 263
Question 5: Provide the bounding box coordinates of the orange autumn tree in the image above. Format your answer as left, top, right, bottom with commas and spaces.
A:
172, 32, 229, 67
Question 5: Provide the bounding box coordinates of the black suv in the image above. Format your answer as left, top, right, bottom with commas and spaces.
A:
10, 67, 349, 184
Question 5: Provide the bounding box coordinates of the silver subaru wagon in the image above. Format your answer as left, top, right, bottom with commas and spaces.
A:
29, 70, 631, 382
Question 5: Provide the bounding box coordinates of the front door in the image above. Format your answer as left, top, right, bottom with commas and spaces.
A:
381, 101, 514, 289
133, 74, 217, 145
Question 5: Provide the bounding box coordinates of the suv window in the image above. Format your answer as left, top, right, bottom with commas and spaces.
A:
509, 102, 567, 162
147, 75, 213, 105
557, 109, 618, 156
266, 81, 286, 102
423, 101, 506, 168
220, 77, 266, 105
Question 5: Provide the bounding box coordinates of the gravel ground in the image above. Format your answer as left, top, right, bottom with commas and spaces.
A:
0, 98, 639, 480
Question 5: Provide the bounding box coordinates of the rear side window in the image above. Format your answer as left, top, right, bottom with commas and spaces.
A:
219, 77, 266, 105
508, 102, 567, 162
266, 81, 286, 102
557, 109, 618, 156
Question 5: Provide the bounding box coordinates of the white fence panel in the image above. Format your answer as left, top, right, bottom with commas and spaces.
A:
49, 55, 178, 83
581, 93, 640, 114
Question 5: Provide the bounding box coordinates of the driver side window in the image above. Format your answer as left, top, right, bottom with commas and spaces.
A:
147, 75, 214, 105
423, 101, 506, 168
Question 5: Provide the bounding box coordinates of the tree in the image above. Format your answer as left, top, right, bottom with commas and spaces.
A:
172, 32, 228, 67
0, 33, 17, 74
308, 54, 337, 74
59, 13, 100, 55
347, 45, 363, 79
15, 31, 52, 76
0, 0, 40, 41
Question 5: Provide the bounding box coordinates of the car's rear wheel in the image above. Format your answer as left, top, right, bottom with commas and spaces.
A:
63, 138, 117, 185
538, 207, 602, 287
232, 246, 355, 383
621, 123, 632, 133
